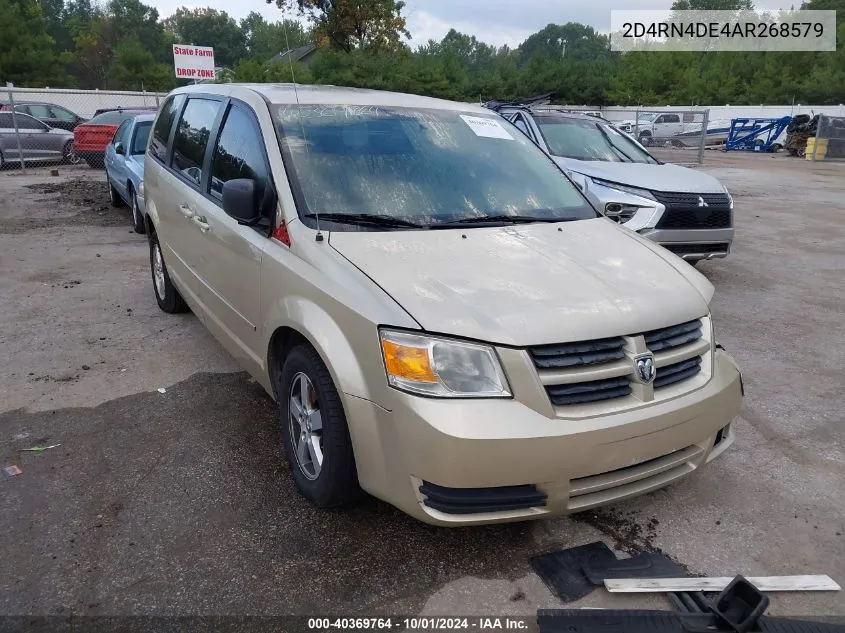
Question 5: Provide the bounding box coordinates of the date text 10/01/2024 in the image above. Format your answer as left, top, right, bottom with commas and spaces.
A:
307, 617, 529, 630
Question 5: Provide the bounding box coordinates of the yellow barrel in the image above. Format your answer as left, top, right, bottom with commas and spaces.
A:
806, 137, 828, 160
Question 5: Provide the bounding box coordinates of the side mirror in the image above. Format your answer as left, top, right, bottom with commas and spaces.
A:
222, 178, 261, 224
114, 142, 125, 155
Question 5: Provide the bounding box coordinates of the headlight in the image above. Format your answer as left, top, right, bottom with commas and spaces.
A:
591, 178, 657, 202
379, 329, 511, 398
138, 180, 145, 198
725, 187, 733, 210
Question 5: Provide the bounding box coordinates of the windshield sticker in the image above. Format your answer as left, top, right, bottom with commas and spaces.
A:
460, 115, 514, 140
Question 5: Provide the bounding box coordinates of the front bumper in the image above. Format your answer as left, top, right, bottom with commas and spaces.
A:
639, 228, 734, 261
346, 349, 742, 526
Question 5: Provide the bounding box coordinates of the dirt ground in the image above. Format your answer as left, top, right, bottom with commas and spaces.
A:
1, 153, 844, 621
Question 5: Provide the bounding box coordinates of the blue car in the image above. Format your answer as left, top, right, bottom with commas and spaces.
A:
104, 113, 155, 234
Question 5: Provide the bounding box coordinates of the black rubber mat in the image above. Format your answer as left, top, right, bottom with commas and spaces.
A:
582, 550, 687, 585
531, 541, 618, 602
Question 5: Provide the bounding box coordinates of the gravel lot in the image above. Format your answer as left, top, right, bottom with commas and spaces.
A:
1, 153, 844, 619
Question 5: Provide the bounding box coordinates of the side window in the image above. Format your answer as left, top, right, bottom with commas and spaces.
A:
28, 104, 53, 119
14, 105, 31, 115
655, 115, 666, 124
113, 120, 131, 147
50, 106, 77, 122
208, 104, 271, 211
171, 98, 222, 187
150, 94, 185, 163
16, 114, 46, 131
666, 114, 680, 123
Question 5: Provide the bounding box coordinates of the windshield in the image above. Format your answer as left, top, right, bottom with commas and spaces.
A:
131, 121, 152, 154
534, 116, 658, 164
637, 113, 658, 122
273, 105, 597, 230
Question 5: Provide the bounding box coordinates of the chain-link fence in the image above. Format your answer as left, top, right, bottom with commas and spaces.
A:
598, 108, 713, 165
808, 114, 845, 162
1, 85, 166, 171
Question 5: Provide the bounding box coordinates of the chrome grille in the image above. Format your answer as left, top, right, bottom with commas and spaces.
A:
546, 377, 632, 406
643, 319, 702, 352
654, 357, 702, 389
528, 337, 625, 370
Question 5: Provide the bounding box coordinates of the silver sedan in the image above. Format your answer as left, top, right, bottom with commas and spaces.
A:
0, 111, 77, 167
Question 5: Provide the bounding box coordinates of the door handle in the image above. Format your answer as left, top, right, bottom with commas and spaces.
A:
179, 204, 195, 218
192, 216, 210, 233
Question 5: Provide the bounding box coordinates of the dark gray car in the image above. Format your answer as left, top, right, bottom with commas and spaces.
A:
0, 112, 77, 167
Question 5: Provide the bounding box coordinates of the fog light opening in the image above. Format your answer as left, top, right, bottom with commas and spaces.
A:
715, 423, 731, 446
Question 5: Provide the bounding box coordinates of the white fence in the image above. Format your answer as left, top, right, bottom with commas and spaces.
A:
4, 87, 167, 119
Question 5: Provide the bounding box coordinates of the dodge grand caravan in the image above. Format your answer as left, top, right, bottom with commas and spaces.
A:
143, 84, 743, 526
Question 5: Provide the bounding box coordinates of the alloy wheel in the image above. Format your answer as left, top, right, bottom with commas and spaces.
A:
152, 242, 166, 300
288, 372, 324, 480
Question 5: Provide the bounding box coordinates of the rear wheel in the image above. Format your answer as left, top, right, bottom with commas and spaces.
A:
108, 177, 125, 208
129, 187, 145, 234
62, 141, 81, 165
276, 343, 362, 508
149, 232, 187, 313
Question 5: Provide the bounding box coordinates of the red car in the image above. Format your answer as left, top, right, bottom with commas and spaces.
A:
73, 108, 156, 167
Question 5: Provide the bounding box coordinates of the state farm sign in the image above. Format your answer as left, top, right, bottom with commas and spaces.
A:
173, 44, 216, 79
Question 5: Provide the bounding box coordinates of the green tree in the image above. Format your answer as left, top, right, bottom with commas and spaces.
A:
671, 0, 754, 8
105, 35, 173, 90
164, 7, 246, 68
269, 0, 410, 52
241, 11, 311, 62
0, 0, 64, 86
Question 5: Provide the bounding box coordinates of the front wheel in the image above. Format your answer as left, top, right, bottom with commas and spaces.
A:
149, 233, 187, 313
639, 133, 652, 147
277, 344, 362, 508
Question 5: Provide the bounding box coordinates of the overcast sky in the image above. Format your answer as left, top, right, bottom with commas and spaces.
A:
151, 0, 798, 49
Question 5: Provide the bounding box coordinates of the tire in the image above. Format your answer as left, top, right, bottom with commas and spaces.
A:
149, 232, 188, 313
639, 133, 652, 147
62, 141, 81, 165
129, 187, 145, 234
687, 260, 699, 268
108, 177, 125, 208
276, 343, 362, 508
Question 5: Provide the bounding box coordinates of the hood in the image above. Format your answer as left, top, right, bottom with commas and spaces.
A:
329, 219, 711, 346
553, 157, 726, 194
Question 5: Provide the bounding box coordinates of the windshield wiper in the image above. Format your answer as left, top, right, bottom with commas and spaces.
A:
432, 215, 577, 228
302, 213, 425, 229
595, 124, 637, 163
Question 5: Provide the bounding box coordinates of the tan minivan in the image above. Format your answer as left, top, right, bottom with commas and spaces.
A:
143, 84, 743, 526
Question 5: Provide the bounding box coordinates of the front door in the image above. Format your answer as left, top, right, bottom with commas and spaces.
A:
106, 119, 132, 199
150, 95, 224, 305
191, 101, 270, 370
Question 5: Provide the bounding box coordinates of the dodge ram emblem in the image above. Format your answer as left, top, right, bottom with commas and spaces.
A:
635, 355, 656, 384
698, 196, 709, 208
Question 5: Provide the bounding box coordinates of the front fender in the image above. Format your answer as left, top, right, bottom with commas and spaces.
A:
262, 296, 382, 404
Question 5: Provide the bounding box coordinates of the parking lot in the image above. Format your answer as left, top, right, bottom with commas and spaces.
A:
1, 152, 844, 618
